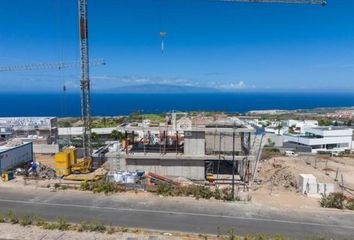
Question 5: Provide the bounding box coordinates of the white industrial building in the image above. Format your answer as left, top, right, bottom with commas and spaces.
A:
283, 126, 353, 153
282, 120, 319, 134
0, 142, 33, 173
0, 117, 59, 154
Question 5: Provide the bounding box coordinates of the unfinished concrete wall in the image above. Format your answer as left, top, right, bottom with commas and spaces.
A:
184, 131, 205, 156
125, 158, 205, 180
33, 144, 59, 154
205, 133, 242, 155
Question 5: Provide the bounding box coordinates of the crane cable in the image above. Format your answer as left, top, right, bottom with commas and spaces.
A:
159, 0, 167, 54
55, 0, 66, 118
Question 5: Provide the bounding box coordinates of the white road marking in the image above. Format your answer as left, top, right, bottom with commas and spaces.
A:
0, 198, 353, 230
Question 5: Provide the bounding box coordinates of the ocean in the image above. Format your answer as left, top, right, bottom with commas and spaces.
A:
1, 92, 354, 117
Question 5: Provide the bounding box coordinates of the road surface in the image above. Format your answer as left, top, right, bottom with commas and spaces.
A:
0, 186, 354, 239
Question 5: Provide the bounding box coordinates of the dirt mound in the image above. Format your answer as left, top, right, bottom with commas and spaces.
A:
256, 159, 298, 191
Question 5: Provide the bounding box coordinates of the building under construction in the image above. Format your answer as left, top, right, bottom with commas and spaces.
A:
117, 116, 256, 184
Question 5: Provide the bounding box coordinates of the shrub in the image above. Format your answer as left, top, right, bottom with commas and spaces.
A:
77, 220, 106, 233
320, 192, 347, 209
222, 188, 234, 202
7, 210, 18, 224
153, 184, 239, 201
256, 233, 270, 240
346, 198, 354, 210
156, 183, 172, 196
225, 229, 240, 240
192, 186, 213, 200
214, 188, 222, 200
92, 181, 117, 195
80, 181, 91, 191
55, 217, 70, 231
107, 226, 116, 235
88, 220, 106, 233
0, 214, 5, 223
19, 215, 32, 226
32, 216, 46, 226
42, 222, 58, 230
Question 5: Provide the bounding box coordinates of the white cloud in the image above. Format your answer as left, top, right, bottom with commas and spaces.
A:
91, 75, 255, 91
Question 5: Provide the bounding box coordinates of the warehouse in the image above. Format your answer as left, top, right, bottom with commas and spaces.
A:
0, 142, 33, 173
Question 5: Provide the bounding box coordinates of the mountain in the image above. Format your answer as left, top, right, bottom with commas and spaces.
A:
95, 84, 219, 93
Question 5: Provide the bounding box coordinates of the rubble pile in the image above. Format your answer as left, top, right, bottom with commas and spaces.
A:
257, 158, 298, 191
270, 167, 298, 189
5, 138, 23, 147
37, 164, 56, 179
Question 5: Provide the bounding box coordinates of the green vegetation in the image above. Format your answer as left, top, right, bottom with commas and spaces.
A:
19, 215, 32, 226
58, 121, 73, 128
42, 217, 70, 231
320, 192, 354, 210
7, 209, 18, 224
91, 117, 125, 128
78, 220, 106, 233
265, 138, 275, 148
0, 210, 337, 239
80, 180, 126, 195
318, 119, 332, 126
110, 130, 124, 140
151, 183, 237, 202
261, 148, 281, 160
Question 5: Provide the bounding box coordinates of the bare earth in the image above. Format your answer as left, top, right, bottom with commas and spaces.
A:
10, 154, 354, 212
252, 155, 354, 210
0, 223, 211, 240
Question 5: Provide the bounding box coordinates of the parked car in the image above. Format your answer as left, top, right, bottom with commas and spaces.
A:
331, 150, 344, 157
285, 151, 298, 157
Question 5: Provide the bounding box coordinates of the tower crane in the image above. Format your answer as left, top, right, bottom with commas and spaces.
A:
79, 0, 91, 160
75, 0, 326, 168
0, 59, 105, 72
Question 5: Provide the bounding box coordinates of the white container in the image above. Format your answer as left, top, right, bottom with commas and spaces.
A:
324, 183, 335, 195
299, 174, 317, 194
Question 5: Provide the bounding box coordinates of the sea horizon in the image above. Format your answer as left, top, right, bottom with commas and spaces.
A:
1, 91, 354, 117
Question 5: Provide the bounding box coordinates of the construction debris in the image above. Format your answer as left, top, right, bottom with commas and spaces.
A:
63, 168, 107, 181
37, 163, 56, 179
256, 159, 298, 191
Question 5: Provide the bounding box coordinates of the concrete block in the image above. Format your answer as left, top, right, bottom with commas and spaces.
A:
324, 183, 335, 195
318, 183, 335, 195
299, 174, 317, 194
317, 183, 325, 195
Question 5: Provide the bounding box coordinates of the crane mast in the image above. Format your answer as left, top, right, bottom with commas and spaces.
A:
79, 0, 92, 159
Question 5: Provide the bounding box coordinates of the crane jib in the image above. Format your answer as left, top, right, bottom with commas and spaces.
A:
217, 0, 327, 6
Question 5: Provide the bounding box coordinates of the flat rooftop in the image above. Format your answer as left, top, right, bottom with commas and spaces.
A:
0, 142, 31, 154
126, 152, 253, 161
311, 126, 352, 131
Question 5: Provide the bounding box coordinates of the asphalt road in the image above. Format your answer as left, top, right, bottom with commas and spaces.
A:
0, 187, 354, 239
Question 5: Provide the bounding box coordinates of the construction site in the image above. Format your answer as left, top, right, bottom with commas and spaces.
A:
0, 0, 344, 207
3, 0, 354, 239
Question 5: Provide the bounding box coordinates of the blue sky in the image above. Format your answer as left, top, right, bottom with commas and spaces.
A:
0, 0, 353, 92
